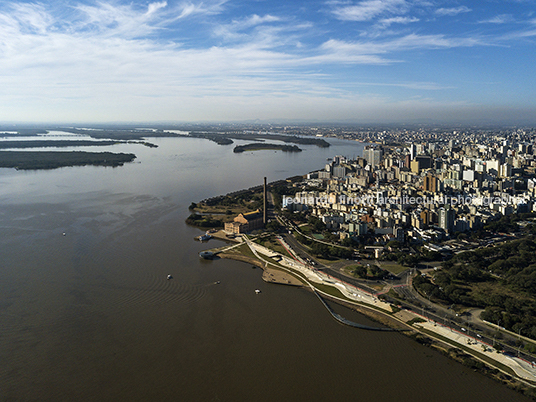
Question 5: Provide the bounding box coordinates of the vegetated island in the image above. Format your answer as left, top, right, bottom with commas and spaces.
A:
0, 140, 158, 149
233, 143, 302, 153
238, 133, 329, 147
0, 151, 136, 170
48, 128, 178, 141
0, 128, 161, 170
0, 127, 171, 143
188, 131, 330, 148
185, 132, 234, 145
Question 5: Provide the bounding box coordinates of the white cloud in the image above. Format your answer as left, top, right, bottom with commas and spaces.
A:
354, 81, 454, 90
147, 2, 168, 16
478, 14, 515, 24
377, 16, 419, 28
331, 0, 409, 22
435, 6, 471, 17
213, 14, 282, 40
501, 28, 536, 39
9, 3, 54, 34
176, 1, 227, 19
314, 33, 483, 64
242, 14, 281, 27
73, 1, 166, 38
386, 33, 483, 49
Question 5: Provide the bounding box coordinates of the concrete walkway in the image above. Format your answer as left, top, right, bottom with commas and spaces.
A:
247, 237, 392, 312
415, 320, 536, 383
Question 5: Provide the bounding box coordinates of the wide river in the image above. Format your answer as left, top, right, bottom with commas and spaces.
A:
0, 136, 529, 401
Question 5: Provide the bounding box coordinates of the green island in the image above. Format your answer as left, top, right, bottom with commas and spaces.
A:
0, 128, 169, 170
186, 132, 234, 145
237, 132, 330, 147
0, 151, 136, 170
0, 140, 158, 149
233, 143, 302, 153
188, 175, 536, 399
187, 131, 330, 147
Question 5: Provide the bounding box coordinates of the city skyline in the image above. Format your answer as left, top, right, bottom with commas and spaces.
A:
2, 0, 536, 124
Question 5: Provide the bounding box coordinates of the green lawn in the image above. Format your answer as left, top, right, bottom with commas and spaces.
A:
378, 261, 410, 275
298, 224, 312, 234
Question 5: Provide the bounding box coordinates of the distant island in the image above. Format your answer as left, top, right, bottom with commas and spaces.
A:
0, 140, 157, 149
238, 133, 329, 147
0, 126, 329, 169
185, 132, 234, 145
188, 131, 330, 148
0, 151, 136, 170
45, 128, 178, 141
233, 143, 302, 153
0, 128, 164, 170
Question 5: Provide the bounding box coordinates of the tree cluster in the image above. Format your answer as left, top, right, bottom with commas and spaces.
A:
413, 237, 536, 340
185, 214, 222, 228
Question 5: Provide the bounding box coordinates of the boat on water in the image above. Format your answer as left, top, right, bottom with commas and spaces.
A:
199, 251, 215, 259
167, 275, 173, 280
255, 289, 261, 294
198, 232, 213, 241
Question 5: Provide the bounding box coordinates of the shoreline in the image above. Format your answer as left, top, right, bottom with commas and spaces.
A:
218, 249, 410, 330
218, 247, 418, 331
203, 236, 536, 398
218, 252, 303, 287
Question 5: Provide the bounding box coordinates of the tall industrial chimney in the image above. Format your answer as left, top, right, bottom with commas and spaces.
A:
263, 177, 267, 225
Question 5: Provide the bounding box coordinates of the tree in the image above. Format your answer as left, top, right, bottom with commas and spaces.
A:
308, 216, 326, 232
386, 240, 401, 249
311, 243, 329, 258
266, 220, 280, 232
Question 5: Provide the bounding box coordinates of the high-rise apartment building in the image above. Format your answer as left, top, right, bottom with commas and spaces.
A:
363, 146, 383, 167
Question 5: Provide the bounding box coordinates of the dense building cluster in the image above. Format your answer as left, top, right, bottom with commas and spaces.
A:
283, 128, 536, 250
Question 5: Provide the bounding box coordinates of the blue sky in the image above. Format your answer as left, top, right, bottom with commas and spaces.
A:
1, 0, 536, 124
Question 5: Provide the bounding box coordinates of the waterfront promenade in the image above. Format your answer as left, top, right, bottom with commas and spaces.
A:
206, 232, 536, 385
